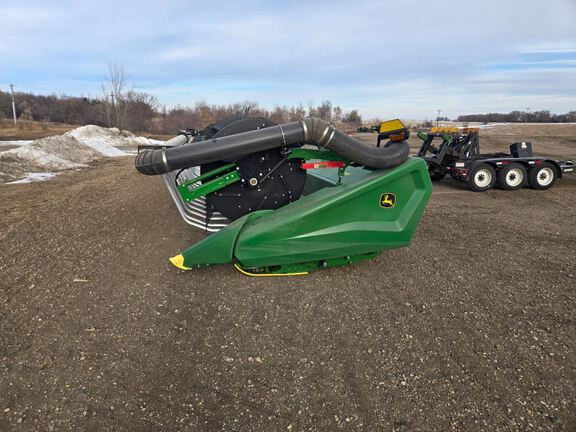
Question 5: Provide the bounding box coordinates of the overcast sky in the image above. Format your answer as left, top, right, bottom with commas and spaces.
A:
1, 0, 575, 119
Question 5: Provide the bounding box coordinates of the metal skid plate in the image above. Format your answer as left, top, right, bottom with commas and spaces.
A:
162, 166, 231, 232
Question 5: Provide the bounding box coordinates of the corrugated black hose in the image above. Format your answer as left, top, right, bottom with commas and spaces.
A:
135, 117, 409, 175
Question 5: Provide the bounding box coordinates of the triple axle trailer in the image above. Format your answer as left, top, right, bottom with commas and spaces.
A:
416, 127, 575, 192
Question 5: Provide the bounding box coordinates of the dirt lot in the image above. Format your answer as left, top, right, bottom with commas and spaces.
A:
0, 120, 169, 144
1, 129, 575, 431
0, 121, 76, 142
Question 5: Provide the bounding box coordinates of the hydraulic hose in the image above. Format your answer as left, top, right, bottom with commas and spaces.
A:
135, 118, 409, 175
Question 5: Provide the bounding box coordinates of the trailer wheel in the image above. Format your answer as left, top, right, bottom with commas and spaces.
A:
468, 163, 496, 192
528, 163, 557, 190
497, 163, 527, 190
429, 170, 446, 181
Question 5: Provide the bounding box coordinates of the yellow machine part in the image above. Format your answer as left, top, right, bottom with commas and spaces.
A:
379, 119, 406, 134
431, 127, 459, 133
431, 126, 480, 134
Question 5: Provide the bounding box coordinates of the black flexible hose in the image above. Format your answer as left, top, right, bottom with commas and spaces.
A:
135, 117, 409, 175
301, 118, 409, 169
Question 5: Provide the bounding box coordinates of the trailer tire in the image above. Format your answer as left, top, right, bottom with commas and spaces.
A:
497, 163, 527, 190
429, 170, 446, 181
528, 163, 557, 190
468, 163, 496, 192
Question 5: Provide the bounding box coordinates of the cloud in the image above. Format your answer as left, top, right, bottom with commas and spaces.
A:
0, 0, 575, 118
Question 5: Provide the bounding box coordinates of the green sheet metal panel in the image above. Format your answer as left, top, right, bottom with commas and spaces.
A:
304, 165, 379, 194
176, 211, 273, 268
234, 158, 432, 268
175, 158, 432, 271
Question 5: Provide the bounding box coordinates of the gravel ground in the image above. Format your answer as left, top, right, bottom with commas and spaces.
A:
1, 152, 575, 431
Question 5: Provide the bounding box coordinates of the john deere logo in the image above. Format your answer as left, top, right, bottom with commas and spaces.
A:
380, 193, 396, 208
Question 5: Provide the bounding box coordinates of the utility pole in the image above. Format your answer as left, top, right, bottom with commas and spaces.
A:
110, 91, 115, 128
436, 109, 442, 127
9, 84, 17, 126
525, 107, 530, 124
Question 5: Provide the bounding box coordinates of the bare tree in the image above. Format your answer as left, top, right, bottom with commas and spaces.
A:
123, 91, 158, 132
240, 100, 260, 118
195, 101, 215, 126
307, 99, 317, 118
289, 103, 306, 121
317, 100, 333, 121
333, 106, 342, 122
101, 63, 129, 131
344, 110, 362, 126
269, 106, 290, 123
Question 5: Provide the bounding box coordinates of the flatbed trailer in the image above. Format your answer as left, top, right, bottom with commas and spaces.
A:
416, 127, 575, 192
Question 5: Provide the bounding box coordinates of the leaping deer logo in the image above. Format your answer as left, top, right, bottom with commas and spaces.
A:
380, 193, 396, 208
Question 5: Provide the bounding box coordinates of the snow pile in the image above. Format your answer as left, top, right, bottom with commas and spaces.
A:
8, 172, 59, 184
0, 125, 162, 184
65, 125, 160, 156
66, 125, 163, 155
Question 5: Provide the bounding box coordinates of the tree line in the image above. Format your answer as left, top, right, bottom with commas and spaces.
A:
0, 90, 363, 134
457, 110, 576, 123
0, 67, 363, 135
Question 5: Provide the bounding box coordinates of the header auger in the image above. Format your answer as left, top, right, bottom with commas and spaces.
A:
135, 116, 432, 275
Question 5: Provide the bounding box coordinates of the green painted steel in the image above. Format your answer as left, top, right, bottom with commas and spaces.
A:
304, 164, 370, 193
176, 157, 432, 272
177, 164, 240, 202
303, 170, 340, 194
234, 157, 431, 268
237, 251, 379, 274
417, 131, 453, 142
183, 163, 237, 185
288, 148, 350, 163
179, 211, 272, 267
291, 148, 353, 189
